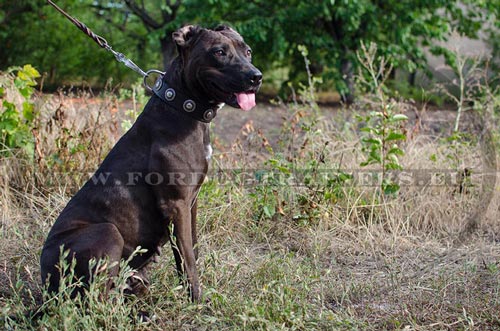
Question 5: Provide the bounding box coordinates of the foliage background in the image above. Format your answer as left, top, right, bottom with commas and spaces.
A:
1, 0, 499, 95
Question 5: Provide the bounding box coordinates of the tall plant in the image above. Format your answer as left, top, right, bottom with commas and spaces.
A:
356, 43, 408, 195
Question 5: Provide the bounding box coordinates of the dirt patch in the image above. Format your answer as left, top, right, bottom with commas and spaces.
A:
212, 101, 485, 148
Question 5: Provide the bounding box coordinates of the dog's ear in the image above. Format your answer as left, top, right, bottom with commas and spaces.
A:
213, 24, 232, 32
172, 25, 201, 48
212, 24, 243, 41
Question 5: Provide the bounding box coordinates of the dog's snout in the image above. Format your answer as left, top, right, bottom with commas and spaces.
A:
249, 70, 263, 85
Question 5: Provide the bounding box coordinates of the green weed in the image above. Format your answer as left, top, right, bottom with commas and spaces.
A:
355, 42, 408, 195
0, 65, 40, 156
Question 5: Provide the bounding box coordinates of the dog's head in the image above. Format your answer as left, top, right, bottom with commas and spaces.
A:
173, 25, 262, 111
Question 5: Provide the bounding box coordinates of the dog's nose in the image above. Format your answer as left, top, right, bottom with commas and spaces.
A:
249, 70, 263, 85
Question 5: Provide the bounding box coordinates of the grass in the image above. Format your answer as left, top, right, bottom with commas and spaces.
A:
1, 70, 500, 330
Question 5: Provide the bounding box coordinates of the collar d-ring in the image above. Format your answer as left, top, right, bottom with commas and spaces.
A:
143, 69, 166, 92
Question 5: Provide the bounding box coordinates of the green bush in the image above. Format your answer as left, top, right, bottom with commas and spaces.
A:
0, 64, 40, 155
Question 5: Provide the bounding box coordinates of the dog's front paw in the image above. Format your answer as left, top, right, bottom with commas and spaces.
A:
190, 284, 202, 303
124, 270, 150, 297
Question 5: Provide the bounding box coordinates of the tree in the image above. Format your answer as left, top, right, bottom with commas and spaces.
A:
1, 0, 496, 95
186, 0, 495, 101
91, 0, 182, 70
0, 0, 151, 87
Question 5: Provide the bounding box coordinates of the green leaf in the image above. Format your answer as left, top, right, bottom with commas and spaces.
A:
22, 102, 34, 121
2, 100, 16, 114
387, 153, 400, 164
383, 182, 400, 195
21, 64, 40, 79
263, 205, 274, 218
17, 70, 29, 82
0, 118, 17, 132
369, 147, 382, 163
14, 77, 25, 90
338, 172, 353, 181
369, 111, 384, 117
19, 87, 31, 99
360, 160, 376, 167
388, 146, 404, 156
386, 132, 406, 141
385, 162, 403, 170
277, 166, 291, 175
361, 137, 382, 145
391, 114, 408, 121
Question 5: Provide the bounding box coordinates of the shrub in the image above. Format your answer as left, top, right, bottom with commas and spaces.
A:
0, 64, 40, 156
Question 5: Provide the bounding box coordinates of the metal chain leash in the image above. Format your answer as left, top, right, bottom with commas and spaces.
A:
46, 0, 163, 90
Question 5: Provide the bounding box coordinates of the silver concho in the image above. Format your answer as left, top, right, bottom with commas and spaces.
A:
203, 109, 214, 121
154, 79, 163, 91
183, 100, 196, 112
164, 88, 176, 101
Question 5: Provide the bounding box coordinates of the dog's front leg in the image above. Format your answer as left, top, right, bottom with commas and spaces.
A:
162, 199, 201, 302
191, 200, 199, 261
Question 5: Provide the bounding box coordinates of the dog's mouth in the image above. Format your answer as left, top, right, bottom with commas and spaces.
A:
208, 81, 258, 111
200, 67, 261, 111
228, 91, 256, 111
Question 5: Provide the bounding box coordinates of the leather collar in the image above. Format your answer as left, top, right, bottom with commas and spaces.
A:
152, 76, 218, 123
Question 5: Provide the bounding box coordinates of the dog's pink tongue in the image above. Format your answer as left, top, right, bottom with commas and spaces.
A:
235, 92, 256, 111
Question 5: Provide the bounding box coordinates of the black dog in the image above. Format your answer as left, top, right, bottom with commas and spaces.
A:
40, 25, 262, 302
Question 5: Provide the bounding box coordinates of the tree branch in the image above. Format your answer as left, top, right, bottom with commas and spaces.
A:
123, 0, 162, 29
94, 13, 143, 40
161, 0, 181, 24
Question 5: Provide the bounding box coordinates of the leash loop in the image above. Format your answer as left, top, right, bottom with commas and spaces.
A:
108, 48, 148, 78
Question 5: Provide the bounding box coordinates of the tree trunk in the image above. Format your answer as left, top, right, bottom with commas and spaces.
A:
160, 34, 177, 70
409, 70, 417, 86
340, 58, 355, 104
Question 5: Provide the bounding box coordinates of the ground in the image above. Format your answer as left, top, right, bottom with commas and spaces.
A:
1, 92, 499, 330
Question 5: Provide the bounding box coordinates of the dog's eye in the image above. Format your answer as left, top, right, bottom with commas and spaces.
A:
246, 49, 252, 57
214, 50, 226, 57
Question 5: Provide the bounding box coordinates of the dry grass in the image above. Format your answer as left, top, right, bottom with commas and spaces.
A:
1, 83, 499, 330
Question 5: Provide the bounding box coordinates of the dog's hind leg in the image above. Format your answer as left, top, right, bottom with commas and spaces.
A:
41, 223, 125, 297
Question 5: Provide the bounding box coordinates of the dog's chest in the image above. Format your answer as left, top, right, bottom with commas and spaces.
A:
203, 125, 212, 161
204, 143, 212, 160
